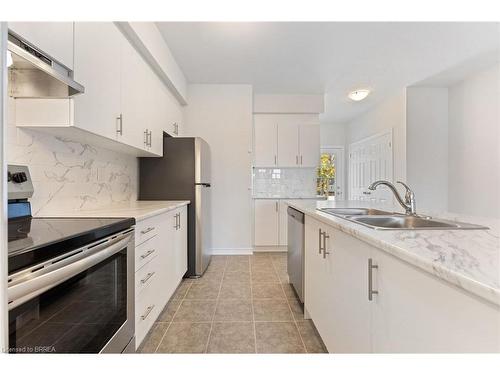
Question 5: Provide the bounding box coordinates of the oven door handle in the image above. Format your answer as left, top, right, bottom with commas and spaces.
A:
8, 234, 132, 311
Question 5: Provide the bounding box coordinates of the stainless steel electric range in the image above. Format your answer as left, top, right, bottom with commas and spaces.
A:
7, 165, 136, 354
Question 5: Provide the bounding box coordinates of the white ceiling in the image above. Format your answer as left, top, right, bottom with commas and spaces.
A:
156, 22, 500, 123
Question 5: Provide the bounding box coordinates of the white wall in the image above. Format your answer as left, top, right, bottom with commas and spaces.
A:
184, 84, 253, 253
320, 123, 346, 147
406, 87, 449, 212
448, 64, 500, 217
346, 89, 407, 186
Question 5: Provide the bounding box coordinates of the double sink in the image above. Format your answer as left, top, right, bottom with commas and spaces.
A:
318, 208, 488, 230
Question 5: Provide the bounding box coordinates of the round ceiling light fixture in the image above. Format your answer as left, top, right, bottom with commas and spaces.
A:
348, 89, 370, 102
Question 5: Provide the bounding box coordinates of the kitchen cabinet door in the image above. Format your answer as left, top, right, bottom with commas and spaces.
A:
254, 200, 279, 246
371, 248, 500, 353
174, 206, 188, 281
279, 200, 288, 246
299, 124, 320, 167
278, 122, 300, 167
9, 22, 74, 69
304, 218, 372, 353
73, 22, 122, 141
304, 216, 332, 350
254, 115, 278, 167
121, 39, 151, 151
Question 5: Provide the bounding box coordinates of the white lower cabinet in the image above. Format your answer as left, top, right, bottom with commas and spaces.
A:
134, 205, 188, 348
254, 199, 289, 247
305, 216, 500, 353
254, 200, 279, 246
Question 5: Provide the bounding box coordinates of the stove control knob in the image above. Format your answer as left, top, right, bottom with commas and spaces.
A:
11, 172, 27, 183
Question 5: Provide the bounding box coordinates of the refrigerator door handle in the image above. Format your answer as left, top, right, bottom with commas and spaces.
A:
195, 183, 211, 187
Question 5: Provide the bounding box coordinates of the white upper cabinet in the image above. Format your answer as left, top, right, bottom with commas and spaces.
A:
299, 124, 320, 167
9, 22, 74, 69
120, 37, 151, 151
73, 22, 122, 141
254, 114, 320, 168
254, 115, 278, 167
277, 122, 300, 167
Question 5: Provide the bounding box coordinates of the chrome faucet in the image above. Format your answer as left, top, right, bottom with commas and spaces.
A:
368, 180, 417, 215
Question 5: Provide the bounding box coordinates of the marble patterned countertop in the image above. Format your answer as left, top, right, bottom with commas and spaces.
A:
285, 199, 500, 307
40, 200, 190, 222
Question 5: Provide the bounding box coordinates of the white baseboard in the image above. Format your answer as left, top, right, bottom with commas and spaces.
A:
253, 246, 287, 253
211, 248, 254, 255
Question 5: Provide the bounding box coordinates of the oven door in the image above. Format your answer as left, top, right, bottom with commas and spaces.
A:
8, 230, 135, 354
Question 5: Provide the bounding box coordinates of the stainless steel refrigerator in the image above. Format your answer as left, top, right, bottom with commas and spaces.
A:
139, 135, 211, 277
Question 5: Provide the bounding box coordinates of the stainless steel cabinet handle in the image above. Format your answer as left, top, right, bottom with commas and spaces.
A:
141, 272, 155, 284
300, 155, 303, 165
116, 114, 123, 135
141, 305, 155, 320
322, 233, 330, 259
144, 129, 148, 146
140, 249, 155, 260
368, 258, 378, 301
296, 155, 299, 165
140, 226, 155, 235
173, 122, 179, 135
177, 213, 181, 229
174, 213, 180, 229
274, 155, 277, 165
147, 130, 152, 147
318, 229, 324, 254
275, 201, 278, 212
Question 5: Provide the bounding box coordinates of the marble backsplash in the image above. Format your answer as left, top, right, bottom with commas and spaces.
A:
252, 167, 317, 198
6, 98, 138, 215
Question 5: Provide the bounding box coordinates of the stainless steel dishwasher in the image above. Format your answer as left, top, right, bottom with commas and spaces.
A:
287, 206, 305, 303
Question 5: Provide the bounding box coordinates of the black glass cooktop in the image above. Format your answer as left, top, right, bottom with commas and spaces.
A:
8, 216, 135, 274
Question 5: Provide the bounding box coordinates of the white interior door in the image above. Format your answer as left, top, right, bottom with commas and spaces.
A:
348, 131, 393, 203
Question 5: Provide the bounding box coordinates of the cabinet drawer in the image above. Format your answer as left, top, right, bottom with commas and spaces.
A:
135, 277, 161, 348
135, 215, 164, 246
135, 254, 160, 297
135, 234, 160, 271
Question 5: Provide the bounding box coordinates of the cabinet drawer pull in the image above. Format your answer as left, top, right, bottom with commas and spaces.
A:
322, 233, 330, 259
140, 249, 155, 260
300, 155, 303, 165
141, 304, 155, 320
296, 155, 299, 165
368, 258, 379, 301
141, 272, 155, 284
140, 226, 155, 235
116, 114, 123, 135
318, 229, 324, 254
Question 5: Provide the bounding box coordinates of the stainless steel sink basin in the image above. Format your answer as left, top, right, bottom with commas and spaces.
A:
351, 215, 488, 230
317, 207, 489, 230
319, 207, 392, 216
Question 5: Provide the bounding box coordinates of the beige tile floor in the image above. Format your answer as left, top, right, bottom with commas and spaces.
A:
138, 253, 327, 354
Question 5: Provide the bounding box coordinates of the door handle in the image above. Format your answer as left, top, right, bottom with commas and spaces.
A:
322, 233, 330, 259
368, 258, 378, 301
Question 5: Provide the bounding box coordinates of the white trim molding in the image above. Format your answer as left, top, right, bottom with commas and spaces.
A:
211, 248, 255, 256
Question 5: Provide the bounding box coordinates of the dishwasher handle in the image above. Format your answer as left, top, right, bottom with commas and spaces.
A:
287, 207, 304, 223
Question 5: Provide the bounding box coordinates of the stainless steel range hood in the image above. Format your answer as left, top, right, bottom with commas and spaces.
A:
7, 31, 84, 98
